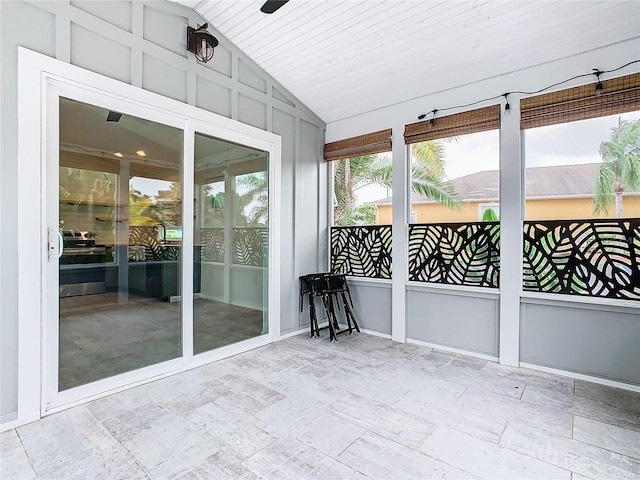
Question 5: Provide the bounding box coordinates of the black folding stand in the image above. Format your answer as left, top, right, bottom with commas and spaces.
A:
299, 273, 360, 342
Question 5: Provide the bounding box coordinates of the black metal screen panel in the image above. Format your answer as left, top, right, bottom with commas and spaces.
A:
523, 219, 640, 299
331, 225, 392, 279
408, 222, 500, 287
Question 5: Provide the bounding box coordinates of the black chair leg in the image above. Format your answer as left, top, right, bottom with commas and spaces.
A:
309, 295, 321, 338
322, 294, 338, 342
341, 292, 360, 333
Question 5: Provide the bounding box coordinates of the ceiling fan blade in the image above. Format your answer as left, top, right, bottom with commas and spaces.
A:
260, 0, 289, 14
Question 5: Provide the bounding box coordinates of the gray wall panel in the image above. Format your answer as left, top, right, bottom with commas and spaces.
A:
272, 87, 295, 108
71, 24, 131, 83
239, 59, 267, 94
1, 0, 325, 423
143, 5, 188, 58
196, 77, 231, 117
407, 290, 499, 356
238, 93, 267, 130
521, 302, 640, 385
2, 2, 56, 58
273, 108, 298, 332
202, 45, 232, 78
71, 0, 132, 32
297, 120, 321, 275
0, 0, 56, 424
293, 120, 322, 334
142, 53, 187, 102
349, 282, 392, 335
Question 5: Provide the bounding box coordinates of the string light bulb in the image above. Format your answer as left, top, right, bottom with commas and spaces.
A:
593, 69, 604, 95
413, 60, 637, 129
503, 93, 511, 115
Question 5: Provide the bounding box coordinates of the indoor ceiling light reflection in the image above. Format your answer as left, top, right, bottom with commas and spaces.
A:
136, 150, 146, 157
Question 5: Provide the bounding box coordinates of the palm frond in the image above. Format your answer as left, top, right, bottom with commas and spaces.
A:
593, 163, 615, 214
595, 117, 640, 216
412, 141, 446, 179
411, 165, 461, 210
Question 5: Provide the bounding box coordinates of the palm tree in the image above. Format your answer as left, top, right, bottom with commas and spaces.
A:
410, 141, 460, 210
235, 171, 268, 225
333, 141, 460, 226
333, 155, 391, 225
593, 118, 640, 217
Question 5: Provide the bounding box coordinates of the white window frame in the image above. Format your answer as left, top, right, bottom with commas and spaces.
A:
478, 202, 500, 220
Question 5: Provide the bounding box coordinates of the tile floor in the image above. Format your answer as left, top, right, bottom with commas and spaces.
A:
2, 333, 640, 479
59, 293, 263, 389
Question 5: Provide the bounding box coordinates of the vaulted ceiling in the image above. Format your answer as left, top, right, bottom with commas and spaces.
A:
174, 1, 640, 124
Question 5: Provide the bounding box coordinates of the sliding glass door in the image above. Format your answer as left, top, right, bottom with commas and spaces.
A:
53, 96, 184, 396
44, 82, 277, 411
193, 133, 269, 354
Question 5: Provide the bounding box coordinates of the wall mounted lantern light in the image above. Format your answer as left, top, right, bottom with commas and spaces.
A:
187, 23, 218, 63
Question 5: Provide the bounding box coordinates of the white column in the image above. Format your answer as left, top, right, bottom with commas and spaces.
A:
499, 102, 523, 366
391, 124, 408, 343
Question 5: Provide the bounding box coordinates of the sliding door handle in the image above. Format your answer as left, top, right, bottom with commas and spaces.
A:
58, 230, 64, 258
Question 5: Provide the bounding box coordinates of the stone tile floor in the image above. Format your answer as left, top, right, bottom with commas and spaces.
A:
58, 293, 263, 390
2, 333, 639, 479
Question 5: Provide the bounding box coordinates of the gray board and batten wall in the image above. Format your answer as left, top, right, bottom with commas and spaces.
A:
0, 0, 327, 423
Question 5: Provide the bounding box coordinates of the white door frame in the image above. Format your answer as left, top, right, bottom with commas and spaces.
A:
17, 47, 281, 420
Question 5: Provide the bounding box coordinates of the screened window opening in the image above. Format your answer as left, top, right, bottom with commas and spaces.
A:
326, 129, 392, 279
405, 105, 501, 288
521, 72, 640, 300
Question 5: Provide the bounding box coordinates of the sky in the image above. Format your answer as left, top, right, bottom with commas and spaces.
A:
356, 110, 640, 204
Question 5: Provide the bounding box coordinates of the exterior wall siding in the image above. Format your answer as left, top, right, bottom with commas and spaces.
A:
376, 195, 640, 224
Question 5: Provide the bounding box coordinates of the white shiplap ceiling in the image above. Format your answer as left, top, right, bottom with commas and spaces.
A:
175, 0, 640, 124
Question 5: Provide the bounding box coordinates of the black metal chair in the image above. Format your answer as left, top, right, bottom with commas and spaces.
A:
299, 273, 329, 338
300, 273, 360, 341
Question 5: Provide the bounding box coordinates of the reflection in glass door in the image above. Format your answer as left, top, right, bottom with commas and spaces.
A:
194, 133, 269, 354
57, 97, 183, 390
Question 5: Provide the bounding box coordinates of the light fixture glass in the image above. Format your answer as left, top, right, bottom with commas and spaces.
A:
136, 150, 146, 157
187, 24, 218, 63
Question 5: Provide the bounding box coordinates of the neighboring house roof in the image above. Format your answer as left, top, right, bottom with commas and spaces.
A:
369, 163, 639, 205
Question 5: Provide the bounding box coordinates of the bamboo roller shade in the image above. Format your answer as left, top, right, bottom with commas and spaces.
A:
521, 72, 640, 130
324, 129, 392, 161
404, 105, 500, 144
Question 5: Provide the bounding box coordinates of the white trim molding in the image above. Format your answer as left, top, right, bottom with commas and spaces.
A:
520, 363, 640, 393
407, 338, 499, 363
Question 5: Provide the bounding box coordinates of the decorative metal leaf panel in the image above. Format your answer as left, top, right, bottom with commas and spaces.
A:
523, 219, 640, 300
200, 227, 268, 266
201, 228, 224, 263
129, 226, 179, 261
233, 227, 268, 266
330, 225, 392, 279
408, 222, 500, 287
